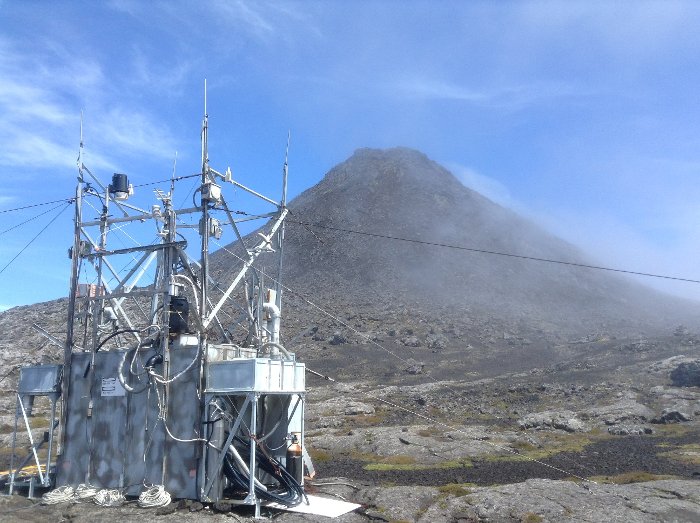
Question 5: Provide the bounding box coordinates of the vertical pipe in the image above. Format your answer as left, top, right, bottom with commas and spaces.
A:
91, 186, 110, 357
85, 184, 108, 485
200, 79, 209, 333
46, 398, 57, 486
276, 134, 289, 315
160, 204, 177, 487
59, 176, 82, 459
248, 394, 258, 505
205, 400, 224, 501
9, 396, 19, 494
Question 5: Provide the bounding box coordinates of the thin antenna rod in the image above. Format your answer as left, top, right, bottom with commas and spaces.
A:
202, 79, 209, 175
170, 151, 178, 193
200, 78, 209, 330
276, 132, 290, 313
77, 111, 84, 175
282, 131, 290, 207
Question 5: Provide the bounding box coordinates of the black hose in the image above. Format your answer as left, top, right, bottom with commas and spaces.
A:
95, 328, 141, 352
222, 436, 306, 507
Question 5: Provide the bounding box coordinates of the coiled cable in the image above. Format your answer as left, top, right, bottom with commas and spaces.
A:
73, 483, 99, 501
94, 488, 126, 507
41, 485, 75, 505
137, 484, 171, 508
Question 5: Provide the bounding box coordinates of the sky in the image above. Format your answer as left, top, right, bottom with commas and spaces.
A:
2, 0, 700, 310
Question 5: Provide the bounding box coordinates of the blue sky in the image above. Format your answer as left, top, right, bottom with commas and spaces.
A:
2, 1, 700, 310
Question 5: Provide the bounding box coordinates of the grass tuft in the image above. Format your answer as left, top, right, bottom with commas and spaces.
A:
589, 471, 677, 484
437, 483, 474, 497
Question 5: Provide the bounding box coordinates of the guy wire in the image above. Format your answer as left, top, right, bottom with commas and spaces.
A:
213, 239, 600, 485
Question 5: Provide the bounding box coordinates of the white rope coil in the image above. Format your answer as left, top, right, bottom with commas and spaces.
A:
137, 484, 171, 508
74, 483, 99, 501
41, 485, 75, 505
94, 488, 126, 507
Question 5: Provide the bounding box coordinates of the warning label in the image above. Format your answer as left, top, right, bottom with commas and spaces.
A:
101, 377, 126, 397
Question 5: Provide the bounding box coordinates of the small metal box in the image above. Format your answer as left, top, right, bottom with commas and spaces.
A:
206, 358, 305, 393
17, 364, 63, 395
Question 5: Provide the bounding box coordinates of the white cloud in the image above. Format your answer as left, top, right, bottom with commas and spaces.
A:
89, 108, 175, 162
447, 161, 700, 301
0, 134, 78, 170
130, 47, 192, 96
0, 36, 177, 175
0, 195, 17, 208
528, 203, 700, 301
393, 78, 591, 110
205, 0, 323, 47
448, 163, 514, 207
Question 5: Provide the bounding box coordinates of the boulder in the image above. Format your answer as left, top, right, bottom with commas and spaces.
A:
670, 360, 700, 387
329, 331, 349, 345
584, 397, 654, 426
518, 410, 588, 433
344, 402, 376, 415
401, 335, 421, 347
426, 333, 447, 351
607, 425, 653, 436
404, 359, 425, 375
651, 408, 693, 424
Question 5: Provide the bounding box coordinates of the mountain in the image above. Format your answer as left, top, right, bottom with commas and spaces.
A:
2, 147, 696, 382
215, 147, 694, 337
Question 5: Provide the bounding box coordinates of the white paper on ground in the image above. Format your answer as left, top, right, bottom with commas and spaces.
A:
267, 494, 361, 518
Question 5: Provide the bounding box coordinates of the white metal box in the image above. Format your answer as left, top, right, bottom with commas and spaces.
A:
206, 358, 305, 393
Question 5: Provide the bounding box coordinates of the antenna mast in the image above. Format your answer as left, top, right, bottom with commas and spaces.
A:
61, 113, 85, 453
200, 79, 210, 337
276, 132, 290, 312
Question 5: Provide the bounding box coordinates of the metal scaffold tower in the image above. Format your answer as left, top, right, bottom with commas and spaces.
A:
7, 87, 309, 517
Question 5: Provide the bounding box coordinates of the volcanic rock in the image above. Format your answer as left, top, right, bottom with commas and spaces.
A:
518, 410, 588, 432
652, 408, 693, 424
670, 360, 700, 387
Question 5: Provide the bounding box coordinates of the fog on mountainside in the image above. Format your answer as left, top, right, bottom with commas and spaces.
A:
2, 147, 698, 380
212, 147, 699, 338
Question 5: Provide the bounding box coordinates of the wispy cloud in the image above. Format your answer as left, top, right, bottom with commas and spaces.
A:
0, 195, 17, 208
448, 163, 514, 207
206, 0, 322, 45
0, 134, 78, 170
89, 108, 175, 162
0, 36, 177, 175
129, 47, 192, 96
394, 78, 588, 109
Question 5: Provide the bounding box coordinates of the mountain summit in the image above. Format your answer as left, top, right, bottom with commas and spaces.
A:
215, 147, 694, 337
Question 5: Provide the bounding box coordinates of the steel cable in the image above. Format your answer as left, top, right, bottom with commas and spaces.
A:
214, 239, 600, 485
287, 219, 700, 285
0, 201, 71, 276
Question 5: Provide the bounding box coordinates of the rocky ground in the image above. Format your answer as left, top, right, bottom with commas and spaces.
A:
1, 320, 699, 521
3, 145, 700, 521
1, 255, 700, 523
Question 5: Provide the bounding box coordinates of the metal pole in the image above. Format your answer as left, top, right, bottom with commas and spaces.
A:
200, 79, 209, 331
17, 393, 45, 485
9, 397, 19, 494
45, 398, 57, 486
248, 393, 259, 516
276, 134, 289, 315
59, 170, 82, 458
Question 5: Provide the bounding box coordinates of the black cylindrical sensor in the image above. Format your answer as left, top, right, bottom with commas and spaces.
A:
110, 173, 129, 194
169, 297, 190, 335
